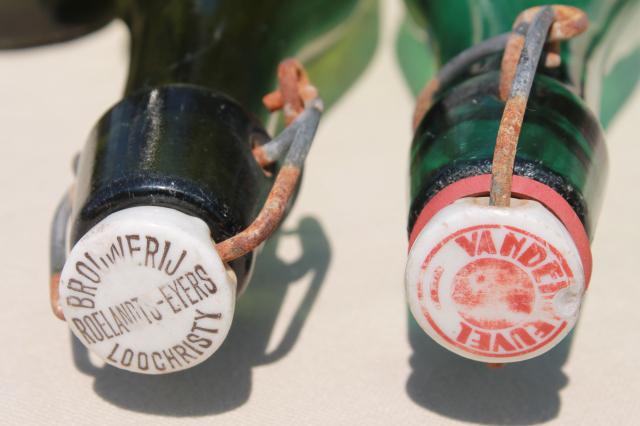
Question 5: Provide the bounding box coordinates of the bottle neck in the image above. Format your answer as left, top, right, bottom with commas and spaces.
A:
406, 0, 638, 116
118, 0, 363, 119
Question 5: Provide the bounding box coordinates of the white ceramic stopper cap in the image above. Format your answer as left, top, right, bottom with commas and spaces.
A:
59, 206, 236, 374
406, 197, 585, 363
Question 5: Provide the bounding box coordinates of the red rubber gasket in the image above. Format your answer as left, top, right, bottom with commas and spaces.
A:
408, 174, 592, 286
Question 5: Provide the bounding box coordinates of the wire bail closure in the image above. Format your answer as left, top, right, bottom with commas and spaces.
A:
412, 5, 588, 207
490, 5, 588, 207
215, 59, 323, 263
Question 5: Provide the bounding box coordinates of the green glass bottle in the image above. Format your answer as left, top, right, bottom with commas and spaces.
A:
11, 0, 378, 374
399, 1, 639, 363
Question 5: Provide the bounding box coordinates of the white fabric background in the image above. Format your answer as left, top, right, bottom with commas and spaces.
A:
1, 1, 639, 424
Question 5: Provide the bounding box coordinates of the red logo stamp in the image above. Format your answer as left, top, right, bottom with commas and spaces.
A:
416, 224, 576, 359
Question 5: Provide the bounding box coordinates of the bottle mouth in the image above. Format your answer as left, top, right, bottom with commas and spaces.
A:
406, 194, 586, 363
59, 206, 236, 374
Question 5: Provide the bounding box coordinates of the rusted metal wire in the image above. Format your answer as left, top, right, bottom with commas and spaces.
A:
215, 166, 301, 263
413, 33, 512, 131
498, 23, 530, 103
254, 59, 319, 168
515, 5, 589, 41
499, 5, 588, 101
217, 60, 322, 263
50, 188, 72, 320
253, 105, 319, 169
491, 5, 588, 207
262, 58, 318, 126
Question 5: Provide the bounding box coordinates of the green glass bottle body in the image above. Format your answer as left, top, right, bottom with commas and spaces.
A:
119, 0, 379, 119
402, 0, 640, 250
38, 0, 377, 374
68, 0, 378, 292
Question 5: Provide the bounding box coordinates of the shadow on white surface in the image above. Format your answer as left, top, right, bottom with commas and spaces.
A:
406, 319, 572, 424
70, 216, 330, 416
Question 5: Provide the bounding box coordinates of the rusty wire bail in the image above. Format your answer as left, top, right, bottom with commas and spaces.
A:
215, 59, 323, 263
412, 6, 588, 206
490, 5, 588, 207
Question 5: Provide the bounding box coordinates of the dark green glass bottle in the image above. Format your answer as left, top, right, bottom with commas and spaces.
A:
400, 1, 639, 363
19, 0, 378, 374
